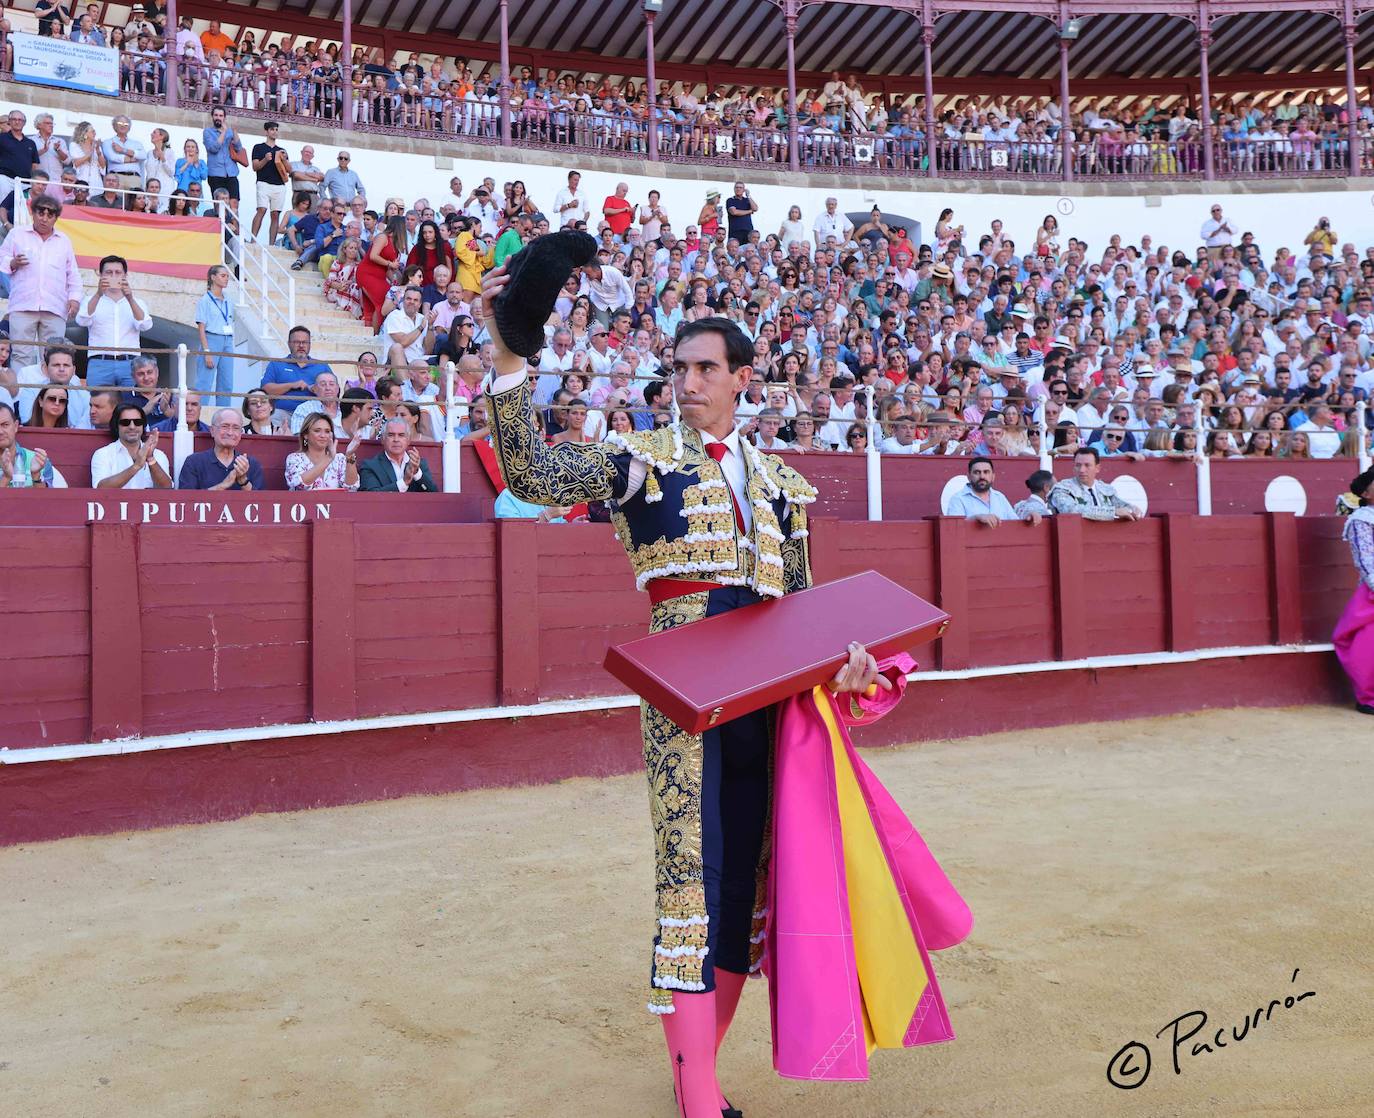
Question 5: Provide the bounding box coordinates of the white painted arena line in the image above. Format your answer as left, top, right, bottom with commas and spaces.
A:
0, 643, 1335, 766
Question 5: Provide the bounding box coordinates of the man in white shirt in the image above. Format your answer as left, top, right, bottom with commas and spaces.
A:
92, 403, 173, 489
75, 254, 153, 388
1295, 403, 1341, 459
753, 408, 790, 450
879, 414, 921, 454
535, 328, 575, 404
812, 197, 853, 248
465, 185, 502, 239
382, 286, 433, 367
579, 259, 634, 326
553, 170, 589, 228
1199, 203, 1236, 257
101, 115, 146, 188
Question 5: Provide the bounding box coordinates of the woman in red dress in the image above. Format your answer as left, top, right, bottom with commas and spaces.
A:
358, 215, 406, 330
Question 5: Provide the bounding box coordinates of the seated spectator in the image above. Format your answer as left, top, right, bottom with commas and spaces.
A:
26, 383, 70, 428
88, 173, 126, 210
239, 389, 282, 436
89, 388, 121, 432
382, 286, 434, 368
340, 387, 377, 442
151, 391, 210, 432
261, 326, 331, 427
177, 408, 265, 491
753, 407, 791, 450
92, 403, 173, 489
0, 402, 60, 487
945, 456, 1019, 526
290, 371, 345, 435
879, 413, 920, 454
285, 412, 363, 491
1294, 403, 1341, 459
1047, 447, 1141, 520
15, 345, 91, 429
1014, 469, 1055, 522
357, 417, 437, 492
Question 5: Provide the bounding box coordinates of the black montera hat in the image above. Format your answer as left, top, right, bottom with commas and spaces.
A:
494, 230, 598, 359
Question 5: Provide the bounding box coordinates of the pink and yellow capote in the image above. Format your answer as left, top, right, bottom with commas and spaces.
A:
765, 652, 973, 1080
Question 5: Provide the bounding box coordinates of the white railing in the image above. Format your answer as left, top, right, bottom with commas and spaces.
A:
227, 237, 296, 355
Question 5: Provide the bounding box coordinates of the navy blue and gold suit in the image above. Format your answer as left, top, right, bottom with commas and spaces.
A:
488, 380, 817, 1014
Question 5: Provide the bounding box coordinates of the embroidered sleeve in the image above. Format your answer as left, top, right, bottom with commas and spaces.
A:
1350, 519, 1374, 593
488, 378, 623, 506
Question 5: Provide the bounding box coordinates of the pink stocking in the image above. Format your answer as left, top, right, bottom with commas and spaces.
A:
714, 969, 748, 1109
661, 990, 720, 1118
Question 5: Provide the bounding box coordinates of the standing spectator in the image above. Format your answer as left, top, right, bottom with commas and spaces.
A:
579, 259, 633, 326
553, 170, 588, 228
68, 11, 105, 45
812, 196, 854, 247
725, 181, 757, 242
92, 403, 173, 489
1200, 203, 1236, 259
101, 115, 146, 189
194, 264, 237, 407
465, 185, 501, 238
203, 107, 246, 205
358, 215, 405, 330
289, 144, 326, 198
358, 417, 437, 491
602, 181, 635, 241
31, 114, 69, 184
0, 196, 80, 371
0, 110, 40, 224
199, 19, 234, 57
321, 151, 365, 203
261, 326, 331, 426
0, 403, 55, 488
250, 121, 290, 246
177, 408, 264, 491
1048, 447, 1142, 520
76, 254, 152, 388
945, 457, 1019, 526
494, 212, 532, 266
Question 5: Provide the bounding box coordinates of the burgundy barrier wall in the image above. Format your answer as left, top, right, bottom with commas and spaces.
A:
11, 427, 1360, 522
0, 513, 1354, 754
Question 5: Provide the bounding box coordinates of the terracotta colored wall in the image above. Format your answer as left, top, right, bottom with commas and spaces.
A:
0, 512, 1355, 754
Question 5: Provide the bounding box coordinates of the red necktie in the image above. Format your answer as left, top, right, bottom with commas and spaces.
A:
705, 441, 747, 534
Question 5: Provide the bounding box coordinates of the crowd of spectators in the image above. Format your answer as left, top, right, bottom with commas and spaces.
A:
1, 95, 1373, 509
4, 6, 1371, 177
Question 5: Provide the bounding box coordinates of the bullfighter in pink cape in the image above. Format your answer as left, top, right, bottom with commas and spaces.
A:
481, 242, 970, 1117
1334, 466, 1374, 714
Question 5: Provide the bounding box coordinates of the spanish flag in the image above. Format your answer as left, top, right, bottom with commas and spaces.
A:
58, 207, 222, 280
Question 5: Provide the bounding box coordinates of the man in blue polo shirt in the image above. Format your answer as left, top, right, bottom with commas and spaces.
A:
261, 325, 332, 427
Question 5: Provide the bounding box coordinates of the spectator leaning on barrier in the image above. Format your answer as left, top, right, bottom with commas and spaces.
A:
76, 255, 153, 388
261, 326, 331, 427
178, 408, 264, 491
0, 194, 80, 371
0, 402, 56, 488
946, 456, 1022, 526
358, 417, 437, 492
92, 403, 173, 489
194, 265, 237, 409
1048, 447, 1142, 521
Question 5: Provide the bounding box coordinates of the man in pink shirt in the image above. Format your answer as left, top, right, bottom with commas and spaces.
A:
0, 194, 81, 370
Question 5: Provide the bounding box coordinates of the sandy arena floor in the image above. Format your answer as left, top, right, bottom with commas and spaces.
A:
2, 706, 1371, 1118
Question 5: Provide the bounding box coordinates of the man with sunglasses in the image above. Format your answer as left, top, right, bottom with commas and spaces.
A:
0, 194, 80, 372
92, 403, 173, 489
321, 151, 366, 204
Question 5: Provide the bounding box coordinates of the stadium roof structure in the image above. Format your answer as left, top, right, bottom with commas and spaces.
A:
178, 0, 1374, 99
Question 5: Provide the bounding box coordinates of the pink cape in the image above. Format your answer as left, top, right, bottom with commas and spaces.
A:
1334, 583, 1374, 707
765, 653, 973, 1081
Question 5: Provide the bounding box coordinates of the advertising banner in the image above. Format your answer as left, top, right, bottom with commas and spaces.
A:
12, 32, 119, 97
